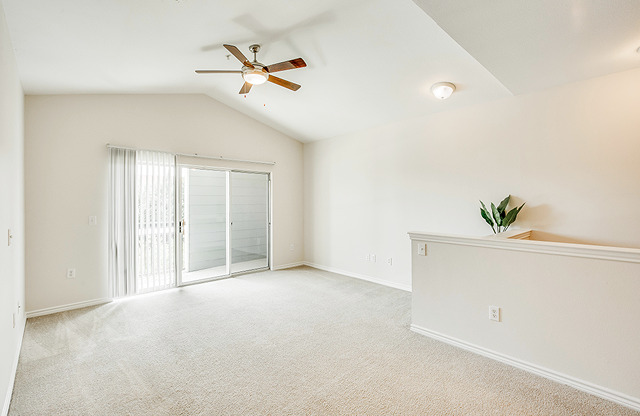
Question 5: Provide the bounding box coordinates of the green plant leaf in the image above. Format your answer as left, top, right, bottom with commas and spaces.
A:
479, 200, 496, 233
480, 207, 494, 227
491, 202, 502, 227
479, 201, 492, 223
497, 195, 510, 215
503, 203, 526, 231
502, 207, 518, 228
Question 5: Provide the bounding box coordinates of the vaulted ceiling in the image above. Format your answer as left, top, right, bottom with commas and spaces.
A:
3, 0, 639, 142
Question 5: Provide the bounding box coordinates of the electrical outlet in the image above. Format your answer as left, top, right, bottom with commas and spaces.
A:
289, 243, 295, 251
489, 306, 501, 322
67, 268, 76, 279
386, 257, 393, 266
417, 243, 426, 256
371, 254, 376, 263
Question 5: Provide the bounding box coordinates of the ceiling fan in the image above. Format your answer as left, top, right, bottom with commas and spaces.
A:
195, 44, 307, 94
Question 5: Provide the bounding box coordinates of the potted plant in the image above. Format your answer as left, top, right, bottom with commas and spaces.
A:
479, 195, 525, 234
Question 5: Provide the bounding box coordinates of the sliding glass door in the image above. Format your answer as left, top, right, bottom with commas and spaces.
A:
179, 167, 228, 283
110, 148, 271, 297
230, 172, 270, 273
178, 167, 269, 285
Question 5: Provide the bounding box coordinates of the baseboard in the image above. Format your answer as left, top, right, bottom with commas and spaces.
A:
26, 298, 112, 319
303, 262, 411, 292
410, 324, 640, 412
2, 316, 25, 416
271, 261, 305, 271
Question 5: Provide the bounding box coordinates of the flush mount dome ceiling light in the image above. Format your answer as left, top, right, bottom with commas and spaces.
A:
431, 82, 456, 100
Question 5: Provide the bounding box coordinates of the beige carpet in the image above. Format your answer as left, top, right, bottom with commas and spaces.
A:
9, 267, 638, 415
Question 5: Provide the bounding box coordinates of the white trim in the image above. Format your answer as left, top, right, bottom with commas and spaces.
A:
408, 231, 640, 264
26, 298, 112, 318
271, 261, 305, 270
486, 228, 533, 240
2, 317, 25, 416
303, 262, 412, 292
410, 324, 640, 412
106, 143, 275, 165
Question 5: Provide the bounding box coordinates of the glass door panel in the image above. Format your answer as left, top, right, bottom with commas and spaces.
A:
230, 172, 269, 273
179, 167, 228, 283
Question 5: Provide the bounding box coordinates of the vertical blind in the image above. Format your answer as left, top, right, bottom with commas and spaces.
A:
135, 150, 176, 293
109, 149, 176, 296
108, 148, 136, 297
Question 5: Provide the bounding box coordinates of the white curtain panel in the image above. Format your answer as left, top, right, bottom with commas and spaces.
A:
108, 148, 137, 297
135, 150, 177, 293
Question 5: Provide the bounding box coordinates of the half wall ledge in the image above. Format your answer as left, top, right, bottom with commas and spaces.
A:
408, 229, 640, 263
409, 229, 640, 411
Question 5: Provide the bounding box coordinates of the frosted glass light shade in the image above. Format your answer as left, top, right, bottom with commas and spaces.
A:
243, 69, 268, 85
431, 82, 456, 100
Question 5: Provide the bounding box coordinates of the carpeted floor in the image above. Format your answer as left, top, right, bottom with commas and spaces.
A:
9, 267, 639, 415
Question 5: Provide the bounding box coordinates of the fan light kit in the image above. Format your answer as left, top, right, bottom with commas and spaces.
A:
431, 82, 456, 100
243, 68, 268, 85
195, 44, 306, 94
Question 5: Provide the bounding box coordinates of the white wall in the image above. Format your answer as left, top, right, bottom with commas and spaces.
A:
25, 94, 303, 313
304, 67, 640, 289
410, 234, 640, 408
0, 2, 25, 414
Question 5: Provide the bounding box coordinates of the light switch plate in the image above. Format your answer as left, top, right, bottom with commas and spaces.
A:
89, 216, 98, 226
417, 243, 426, 256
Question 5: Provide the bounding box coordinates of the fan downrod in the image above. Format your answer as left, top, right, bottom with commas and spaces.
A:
249, 44, 261, 61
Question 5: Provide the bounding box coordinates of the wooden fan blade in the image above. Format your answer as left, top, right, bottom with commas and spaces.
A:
265, 58, 307, 73
239, 82, 252, 94
223, 44, 254, 69
195, 70, 242, 74
267, 75, 301, 91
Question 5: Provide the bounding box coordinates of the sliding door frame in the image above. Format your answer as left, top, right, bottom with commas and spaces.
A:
175, 163, 271, 288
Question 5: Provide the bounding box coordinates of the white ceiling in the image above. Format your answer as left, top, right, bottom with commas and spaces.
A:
412, 0, 640, 95
2, 0, 639, 142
